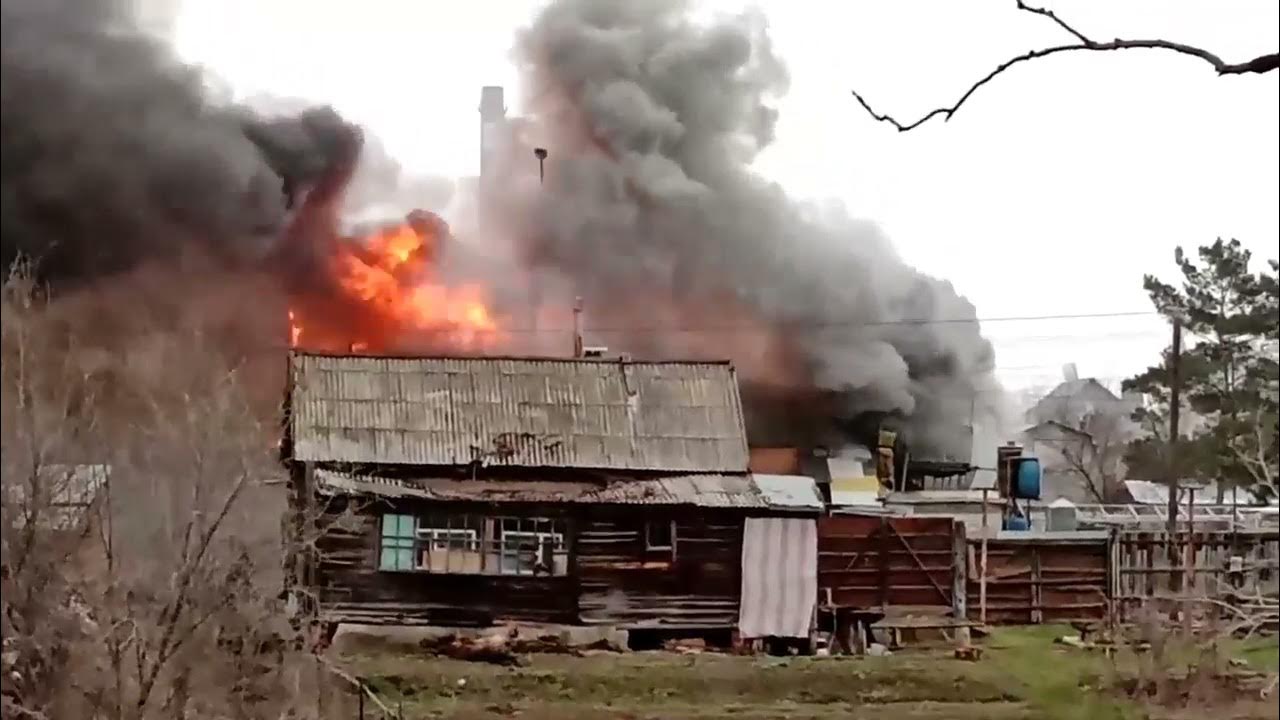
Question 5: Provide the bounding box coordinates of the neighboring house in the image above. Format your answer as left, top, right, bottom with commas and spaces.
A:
1021, 373, 1140, 503
281, 352, 821, 643
5, 463, 108, 525
1024, 377, 1136, 429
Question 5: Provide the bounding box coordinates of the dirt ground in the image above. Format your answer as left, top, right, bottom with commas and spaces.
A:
331, 626, 1278, 720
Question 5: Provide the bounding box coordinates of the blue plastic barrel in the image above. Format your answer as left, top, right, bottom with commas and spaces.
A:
1014, 457, 1042, 500
1003, 514, 1031, 531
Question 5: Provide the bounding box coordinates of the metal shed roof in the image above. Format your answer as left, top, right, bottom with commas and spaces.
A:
752, 474, 825, 511
287, 353, 750, 472
313, 469, 767, 508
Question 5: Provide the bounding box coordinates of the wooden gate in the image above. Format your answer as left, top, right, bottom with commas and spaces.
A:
817, 516, 965, 613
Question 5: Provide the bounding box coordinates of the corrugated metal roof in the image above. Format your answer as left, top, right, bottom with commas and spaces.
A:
1124, 480, 1251, 505
288, 353, 749, 472
752, 474, 825, 510
969, 471, 997, 490
313, 469, 766, 508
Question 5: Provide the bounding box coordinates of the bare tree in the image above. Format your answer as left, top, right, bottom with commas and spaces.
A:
1028, 413, 1131, 503
1227, 407, 1279, 500
0, 263, 356, 719
851, 1, 1280, 132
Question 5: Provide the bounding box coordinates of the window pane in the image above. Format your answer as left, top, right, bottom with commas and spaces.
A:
379, 546, 400, 570
382, 514, 416, 539
646, 521, 672, 548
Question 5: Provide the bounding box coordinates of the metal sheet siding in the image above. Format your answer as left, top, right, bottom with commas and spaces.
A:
289, 353, 749, 471
739, 517, 818, 638
312, 469, 766, 508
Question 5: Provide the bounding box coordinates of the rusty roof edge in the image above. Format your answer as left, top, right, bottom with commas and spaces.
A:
313, 469, 766, 508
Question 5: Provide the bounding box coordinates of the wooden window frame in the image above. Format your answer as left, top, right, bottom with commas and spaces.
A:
644, 520, 675, 552
378, 513, 417, 571
377, 512, 568, 577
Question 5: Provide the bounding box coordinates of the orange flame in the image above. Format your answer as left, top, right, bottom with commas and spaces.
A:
288, 212, 501, 353
288, 310, 302, 347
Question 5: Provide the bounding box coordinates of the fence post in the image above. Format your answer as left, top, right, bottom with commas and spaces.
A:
952, 520, 970, 645
1106, 527, 1119, 630
980, 488, 989, 625
1030, 545, 1043, 625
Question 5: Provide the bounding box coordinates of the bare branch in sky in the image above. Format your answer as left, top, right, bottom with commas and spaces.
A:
851, 1, 1280, 132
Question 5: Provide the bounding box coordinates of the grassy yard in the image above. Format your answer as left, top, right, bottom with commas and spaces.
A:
335, 627, 1278, 720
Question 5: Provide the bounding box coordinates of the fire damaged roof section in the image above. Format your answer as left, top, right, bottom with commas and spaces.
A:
286, 352, 750, 472
312, 469, 767, 508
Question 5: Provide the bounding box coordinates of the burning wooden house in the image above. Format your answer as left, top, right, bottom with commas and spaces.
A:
281, 351, 821, 643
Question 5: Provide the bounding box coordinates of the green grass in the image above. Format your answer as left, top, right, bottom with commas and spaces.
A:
1232, 636, 1279, 673
335, 626, 1276, 720
979, 626, 1138, 720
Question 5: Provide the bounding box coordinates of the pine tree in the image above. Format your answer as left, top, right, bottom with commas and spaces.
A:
1122, 239, 1279, 501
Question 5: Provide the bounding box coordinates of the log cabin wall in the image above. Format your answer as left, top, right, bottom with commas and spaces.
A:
304, 494, 750, 630
576, 508, 745, 629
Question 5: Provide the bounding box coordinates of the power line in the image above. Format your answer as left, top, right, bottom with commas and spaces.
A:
352, 310, 1161, 335
989, 331, 1167, 345
576, 309, 1160, 333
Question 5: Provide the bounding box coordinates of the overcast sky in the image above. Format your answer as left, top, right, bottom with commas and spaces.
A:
171, 0, 1279, 396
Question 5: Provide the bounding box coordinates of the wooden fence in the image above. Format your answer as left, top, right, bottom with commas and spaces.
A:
967, 533, 1110, 625
811, 520, 1277, 629
1110, 528, 1280, 624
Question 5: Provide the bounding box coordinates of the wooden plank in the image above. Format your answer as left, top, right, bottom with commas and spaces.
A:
1030, 545, 1042, 625
951, 520, 968, 624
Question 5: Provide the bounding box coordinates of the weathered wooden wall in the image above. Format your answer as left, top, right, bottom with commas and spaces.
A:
576, 509, 744, 629
817, 516, 962, 611
309, 496, 578, 627
300, 489, 748, 630
1111, 528, 1279, 624
968, 536, 1109, 625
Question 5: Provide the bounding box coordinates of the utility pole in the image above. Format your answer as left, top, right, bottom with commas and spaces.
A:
534, 148, 548, 185
531, 147, 549, 353
572, 296, 584, 358
1167, 317, 1183, 591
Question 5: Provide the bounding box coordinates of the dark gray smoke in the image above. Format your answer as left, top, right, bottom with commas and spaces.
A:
491, 0, 999, 458
0, 0, 357, 284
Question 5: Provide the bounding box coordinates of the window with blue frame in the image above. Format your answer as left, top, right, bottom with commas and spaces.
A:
379, 514, 417, 571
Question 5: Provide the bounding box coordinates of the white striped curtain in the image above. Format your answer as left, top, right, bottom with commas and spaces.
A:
738, 517, 818, 639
